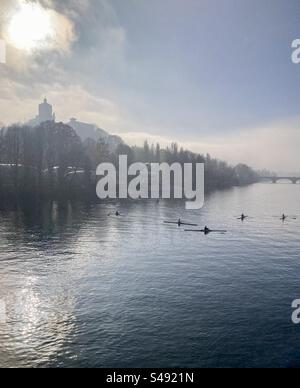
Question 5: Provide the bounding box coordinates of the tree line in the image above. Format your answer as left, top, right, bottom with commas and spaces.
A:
0, 122, 258, 202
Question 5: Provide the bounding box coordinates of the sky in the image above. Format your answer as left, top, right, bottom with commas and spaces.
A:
0, 0, 300, 173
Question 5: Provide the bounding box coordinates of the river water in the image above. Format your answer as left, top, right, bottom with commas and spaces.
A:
0, 183, 300, 368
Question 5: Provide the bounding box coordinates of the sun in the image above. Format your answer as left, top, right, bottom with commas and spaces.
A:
7, 1, 54, 51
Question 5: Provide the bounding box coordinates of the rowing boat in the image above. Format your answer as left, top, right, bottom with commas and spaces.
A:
185, 229, 227, 233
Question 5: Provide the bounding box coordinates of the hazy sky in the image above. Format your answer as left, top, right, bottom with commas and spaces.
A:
0, 0, 300, 172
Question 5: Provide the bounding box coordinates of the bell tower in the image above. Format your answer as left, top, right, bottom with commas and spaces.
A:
38, 98, 55, 123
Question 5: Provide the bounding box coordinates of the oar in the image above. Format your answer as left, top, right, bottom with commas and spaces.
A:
277, 215, 297, 221
185, 229, 227, 233
164, 221, 198, 226
108, 212, 122, 217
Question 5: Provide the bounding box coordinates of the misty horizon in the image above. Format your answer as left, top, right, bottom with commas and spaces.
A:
1, 97, 299, 176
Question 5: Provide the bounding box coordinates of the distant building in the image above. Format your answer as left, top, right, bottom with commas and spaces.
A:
27, 100, 123, 152
39, 98, 55, 123
27, 98, 55, 127
67, 118, 107, 142
67, 118, 123, 152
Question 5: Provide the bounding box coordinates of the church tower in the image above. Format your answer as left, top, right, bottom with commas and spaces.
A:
38, 98, 55, 123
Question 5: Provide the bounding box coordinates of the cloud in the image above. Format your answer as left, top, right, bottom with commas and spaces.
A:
1, 0, 299, 174
46, 84, 129, 129
1, 0, 76, 59
204, 118, 300, 173
0, 78, 129, 130
0, 1, 130, 129
0, 0, 129, 129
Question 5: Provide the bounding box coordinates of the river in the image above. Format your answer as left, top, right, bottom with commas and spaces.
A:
0, 183, 300, 367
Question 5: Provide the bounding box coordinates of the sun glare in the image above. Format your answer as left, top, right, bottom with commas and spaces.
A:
7, 1, 54, 51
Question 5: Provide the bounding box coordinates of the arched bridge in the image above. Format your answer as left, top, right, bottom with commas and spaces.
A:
259, 176, 300, 184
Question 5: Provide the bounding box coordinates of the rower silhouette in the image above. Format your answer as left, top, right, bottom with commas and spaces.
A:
204, 226, 210, 235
